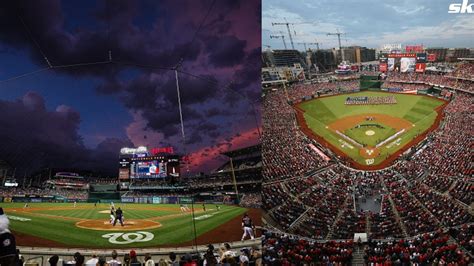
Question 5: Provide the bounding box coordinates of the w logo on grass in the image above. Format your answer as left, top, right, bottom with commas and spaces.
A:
365, 159, 374, 165
102, 231, 154, 244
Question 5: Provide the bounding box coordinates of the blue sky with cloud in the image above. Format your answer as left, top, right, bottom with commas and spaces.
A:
263, 0, 474, 50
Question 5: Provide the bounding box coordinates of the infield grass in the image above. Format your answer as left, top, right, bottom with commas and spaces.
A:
344, 123, 397, 147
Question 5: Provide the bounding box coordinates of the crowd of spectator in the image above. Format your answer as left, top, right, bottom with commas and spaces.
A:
0, 186, 88, 199
262, 88, 331, 182
449, 180, 472, 206
448, 62, 474, 80
396, 92, 472, 177
263, 231, 353, 265
386, 71, 474, 93
381, 81, 431, 91
364, 232, 471, 265
239, 192, 261, 209
18, 243, 262, 266
449, 224, 473, 255
262, 66, 473, 263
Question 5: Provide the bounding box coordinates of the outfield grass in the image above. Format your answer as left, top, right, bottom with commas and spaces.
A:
299, 91, 444, 166
1, 202, 247, 248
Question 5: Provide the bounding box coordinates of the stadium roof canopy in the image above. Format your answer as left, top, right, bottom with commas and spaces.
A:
221, 144, 261, 158
458, 58, 474, 61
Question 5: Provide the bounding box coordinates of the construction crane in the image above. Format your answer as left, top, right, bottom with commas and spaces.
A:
270, 34, 287, 49
308, 41, 322, 51
296, 42, 308, 51
327, 30, 346, 62
272, 19, 298, 50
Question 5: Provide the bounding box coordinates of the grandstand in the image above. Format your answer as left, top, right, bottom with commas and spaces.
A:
262, 61, 473, 265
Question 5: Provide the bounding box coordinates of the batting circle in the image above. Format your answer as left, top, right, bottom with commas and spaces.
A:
76, 219, 162, 231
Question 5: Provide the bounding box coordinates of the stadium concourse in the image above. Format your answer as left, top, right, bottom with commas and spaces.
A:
262, 62, 473, 265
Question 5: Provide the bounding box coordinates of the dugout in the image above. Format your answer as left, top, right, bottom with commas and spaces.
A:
359, 75, 382, 90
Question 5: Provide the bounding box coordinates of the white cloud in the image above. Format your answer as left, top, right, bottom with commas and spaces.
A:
263, 1, 474, 49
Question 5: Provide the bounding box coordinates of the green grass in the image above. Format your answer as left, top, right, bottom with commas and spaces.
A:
1, 202, 247, 248
299, 91, 444, 166
344, 123, 397, 147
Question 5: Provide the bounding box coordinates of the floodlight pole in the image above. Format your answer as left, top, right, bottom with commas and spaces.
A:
230, 157, 240, 203
190, 195, 198, 254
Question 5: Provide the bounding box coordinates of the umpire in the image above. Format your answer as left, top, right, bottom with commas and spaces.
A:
113, 207, 124, 227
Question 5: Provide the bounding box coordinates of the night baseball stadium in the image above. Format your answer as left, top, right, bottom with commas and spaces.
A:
262, 0, 473, 265
0, 0, 261, 265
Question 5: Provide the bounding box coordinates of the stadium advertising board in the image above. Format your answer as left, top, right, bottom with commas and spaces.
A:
121, 197, 134, 203
387, 53, 416, 58
179, 197, 193, 204
129, 155, 180, 179
415, 53, 427, 73
427, 54, 436, 62
405, 45, 424, 53
388, 58, 395, 71
151, 147, 174, 155
415, 64, 426, 72
120, 146, 148, 155
119, 168, 130, 180
400, 57, 416, 72
379, 56, 388, 72
168, 196, 178, 204
381, 43, 402, 53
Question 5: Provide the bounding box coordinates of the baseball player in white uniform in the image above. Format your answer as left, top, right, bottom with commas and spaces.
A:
109, 206, 116, 224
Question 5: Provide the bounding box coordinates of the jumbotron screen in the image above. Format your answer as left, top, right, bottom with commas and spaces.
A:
129, 156, 180, 179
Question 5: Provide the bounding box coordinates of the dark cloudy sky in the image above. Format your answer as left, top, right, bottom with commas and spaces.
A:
0, 0, 261, 177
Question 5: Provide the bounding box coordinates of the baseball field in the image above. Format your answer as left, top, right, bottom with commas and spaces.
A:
2, 202, 257, 248
295, 91, 446, 169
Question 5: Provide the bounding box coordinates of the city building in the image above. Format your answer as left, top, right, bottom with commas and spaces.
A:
426, 48, 448, 62
446, 48, 471, 62
272, 50, 306, 68
262, 49, 275, 67
310, 49, 337, 72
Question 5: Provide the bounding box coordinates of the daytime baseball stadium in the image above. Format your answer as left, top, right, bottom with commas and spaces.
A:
262, 1, 473, 265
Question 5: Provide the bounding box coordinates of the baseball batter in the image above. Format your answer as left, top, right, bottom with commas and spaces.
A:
241, 213, 255, 241
109, 206, 116, 224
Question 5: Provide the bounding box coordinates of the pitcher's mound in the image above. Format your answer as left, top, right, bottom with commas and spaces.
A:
76, 219, 162, 231
365, 130, 375, 136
